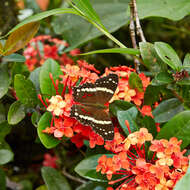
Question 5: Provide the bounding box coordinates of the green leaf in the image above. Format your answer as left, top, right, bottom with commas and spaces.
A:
2, 53, 26, 62
80, 48, 140, 56
0, 168, 6, 190
36, 185, 48, 190
155, 72, 174, 84
19, 180, 33, 190
41, 167, 71, 190
154, 42, 182, 71
129, 72, 143, 92
117, 107, 139, 136
75, 154, 112, 182
0, 149, 14, 165
14, 74, 38, 107
0, 104, 6, 123
183, 53, 190, 72
37, 112, 60, 149
142, 116, 157, 138
144, 85, 161, 105
0, 121, 11, 141
109, 100, 134, 117
153, 98, 184, 123
29, 67, 41, 94
31, 111, 41, 127
1, 8, 79, 38
72, 0, 105, 29
76, 182, 107, 190
139, 42, 167, 74
0, 66, 10, 99
39, 59, 62, 97
11, 62, 29, 80
3, 22, 40, 56
177, 78, 190, 85
52, 0, 130, 50
174, 162, 190, 190
156, 111, 190, 149
8, 101, 26, 125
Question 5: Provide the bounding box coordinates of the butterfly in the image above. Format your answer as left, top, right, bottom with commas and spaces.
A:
70, 74, 118, 140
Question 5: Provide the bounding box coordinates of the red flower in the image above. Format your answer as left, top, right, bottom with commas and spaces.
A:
43, 153, 58, 168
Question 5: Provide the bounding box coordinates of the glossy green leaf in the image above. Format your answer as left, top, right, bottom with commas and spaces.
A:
11, 62, 29, 80
155, 72, 174, 84
41, 167, 71, 190
75, 154, 112, 181
40, 59, 62, 97
14, 74, 38, 107
139, 42, 167, 74
117, 107, 139, 136
109, 100, 134, 117
2, 53, 26, 62
29, 67, 41, 94
0, 149, 14, 165
129, 72, 143, 92
0, 66, 10, 99
144, 85, 161, 105
8, 101, 26, 125
31, 111, 41, 127
0, 121, 11, 141
153, 98, 183, 123
156, 111, 190, 149
174, 162, 190, 190
3, 22, 40, 56
154, 42, 182, 71
37, 112, 60, 149
0, 168, 6, 190
76, 182, 107, 190
80, 48, 140, 56
52, 0, 130, 50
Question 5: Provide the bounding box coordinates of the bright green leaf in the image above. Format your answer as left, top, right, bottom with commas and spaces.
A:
156, 111, 190, 149
36, 185, 48, 190
14, 74, 38, 107
8, 101, 26, 125
129, 72, 143, 92
40, 59, 62, 98
0, 149, 14, 165
37, 112, 60, 149
80, 48, 140, 56
183, 53, 190, 72
153, 98, 184, 123
154, 42, 182, 71
41, 167, 71, 190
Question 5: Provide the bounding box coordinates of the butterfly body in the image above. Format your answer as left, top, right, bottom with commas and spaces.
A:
70, 74, 118, 140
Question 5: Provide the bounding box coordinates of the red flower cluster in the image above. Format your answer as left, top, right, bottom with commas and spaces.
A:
23, 35, 80, 71
96, 125, 189, 190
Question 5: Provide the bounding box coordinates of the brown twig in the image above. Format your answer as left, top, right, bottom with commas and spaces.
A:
132, 0, 146, 42
62, 168, 87, 184
129, 1, 140, 72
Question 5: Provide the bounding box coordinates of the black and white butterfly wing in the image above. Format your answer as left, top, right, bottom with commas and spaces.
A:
70, 104, 114, 140
95, 74, 118, 104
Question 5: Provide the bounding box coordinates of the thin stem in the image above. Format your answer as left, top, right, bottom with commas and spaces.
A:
62, 168, 86, 184
132, 0, 146, 42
